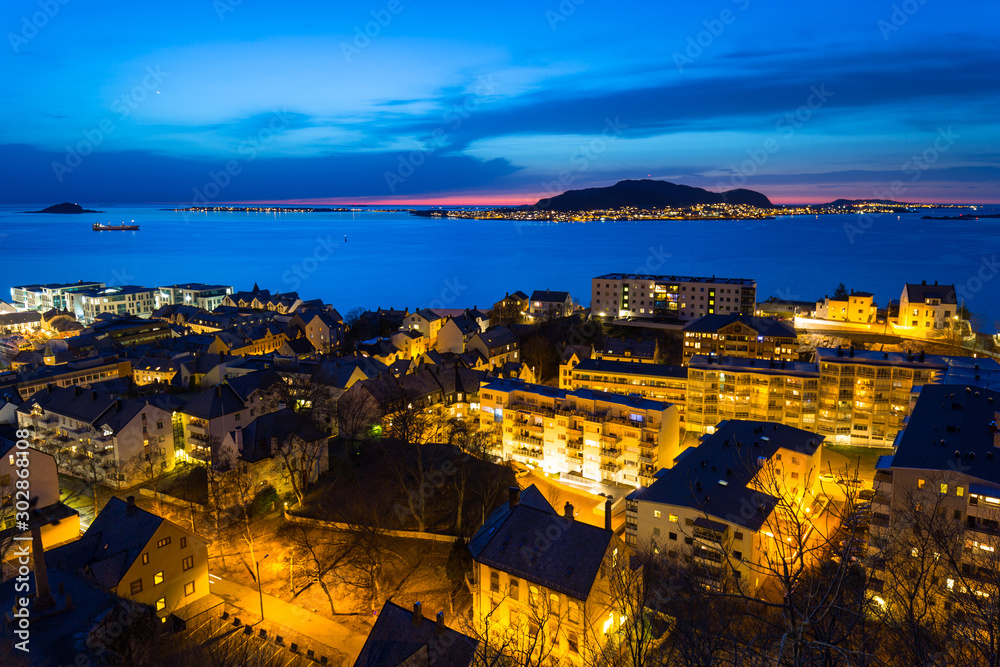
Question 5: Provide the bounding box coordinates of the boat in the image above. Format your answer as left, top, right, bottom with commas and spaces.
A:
93, 221, 140, 231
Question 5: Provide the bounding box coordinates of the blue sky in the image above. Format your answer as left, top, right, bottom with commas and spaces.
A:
1, 0, 998, 204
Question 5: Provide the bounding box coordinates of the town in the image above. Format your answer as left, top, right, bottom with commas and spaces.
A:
1, 274, 999, 666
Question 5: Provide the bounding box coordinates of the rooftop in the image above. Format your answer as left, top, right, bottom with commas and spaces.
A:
628, 420, 823, 531
595, 273, 756, 286
573, 357, 688, 380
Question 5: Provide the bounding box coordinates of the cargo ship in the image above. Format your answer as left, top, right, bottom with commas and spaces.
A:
93, 222, 140, 231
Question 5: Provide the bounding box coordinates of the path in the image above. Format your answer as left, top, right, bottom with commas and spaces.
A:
209, 574, 368, 665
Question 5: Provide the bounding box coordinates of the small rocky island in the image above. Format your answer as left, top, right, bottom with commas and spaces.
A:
26, 202, 103, 214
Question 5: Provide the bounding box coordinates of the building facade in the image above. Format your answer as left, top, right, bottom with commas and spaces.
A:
567, 358, 687, 426
64, 285, 157, 324
814, 291, 877, 324
479, 378, 680, 488
897, 281, 958, 332
156, 283, 233, 310
682, 314, 798, 365
10, 281, 105, 312
591, 273, 756, 322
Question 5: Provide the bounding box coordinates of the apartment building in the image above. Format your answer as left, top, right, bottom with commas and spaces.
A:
468, 485, 625, 664
12, 355, 133, 402
814, 347, 1000, 447
155, 283, 233, 310
17, 386, 176, 484
897, 281, 958, 331
869, 384, 1000, 602
10, 281, 105, 311
567, 358, 687, 425
0, 437, 80, 549
626, 420, 823, 590
591, 273, 756, 322
686, 356, 819, 437
814, 291, 877, 324
49, 496, 210, 621
682, 314, 798, 365
479, 378, 680, 488
64, 285, 157, 324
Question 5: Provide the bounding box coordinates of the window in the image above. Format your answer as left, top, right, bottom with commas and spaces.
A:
157, 537, 171, 548
156, 598, 166, 611
653, 527, 661, 536
654, 510, 661, 518
529, 586, 539, 607
918, 479, 925, 489
130, 579, 143, 595
791, 472, 800, 480
154, 571, 164, 586
669, 532, 677, 541
735, 531, 744, 541
668, 513, 678, 522
568, 601, 580, 623
490, 571, 499, 592
940, 483, 948, 495
957, 487, 964, 497
733, 551, 743, 561
568, 633, 579, 653
182, 556, 194, 571
142, 553, 149, 565
184, 581, 196, 596
509, 578, 519, 600
180, 537, 187, 549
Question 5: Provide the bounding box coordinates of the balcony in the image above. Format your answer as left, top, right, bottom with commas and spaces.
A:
511, 447, 542, 461
566, 440, 583, 451
515, 435, 543, 448
600, 462, 622, 473
600, 447, 621, 458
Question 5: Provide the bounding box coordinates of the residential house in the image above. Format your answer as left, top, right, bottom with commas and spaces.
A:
468, 327, 520, 369
0, 436, 80, 549
17, 386, 176, 484
682, 314, 799, 365
469, 485, 626, 664
437, 315, 480, 354
392, 328, 431, 359
0, 311, 42, 335
528, 290, 574, 321
492, 290, 529, 326
295, 310, 344, 354
403, 309, 446, 344
557, 344, 593, 390
626, 420, 823, 590
49, 496, 210, 620
219, 408, 329, 496
355, 600, 478, 667
814, 291, 877, 324
897, 281, 959, 331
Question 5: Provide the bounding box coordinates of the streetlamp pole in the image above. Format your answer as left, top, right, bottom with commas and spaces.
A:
256, 554, 269, 621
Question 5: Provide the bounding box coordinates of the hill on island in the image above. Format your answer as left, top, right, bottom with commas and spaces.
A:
533, 179, 773, 211
819, 198, 910, 207
26, 202, 102, 214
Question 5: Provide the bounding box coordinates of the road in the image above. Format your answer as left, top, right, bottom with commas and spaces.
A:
209, 574, 367, 666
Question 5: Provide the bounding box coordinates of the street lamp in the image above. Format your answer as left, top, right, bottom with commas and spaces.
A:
255, 554, 269, 622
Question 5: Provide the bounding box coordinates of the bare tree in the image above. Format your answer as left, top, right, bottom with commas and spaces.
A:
271, 429, 327, 508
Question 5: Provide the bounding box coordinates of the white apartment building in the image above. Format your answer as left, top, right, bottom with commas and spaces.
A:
591, 273, 756, 322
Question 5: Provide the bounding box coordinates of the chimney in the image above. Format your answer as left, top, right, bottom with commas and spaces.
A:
235, 426, 244, 453
605, 497, 613, 531
436, 611, 446, 636
412, 602, 423, 626
127, 495, 136, 516
92, 390, 98, 401
934, 280, 938, 285
564, 502, 574, 519
922, 280, 927, 285
115, 398, 122, 412
508, 487, 520, 509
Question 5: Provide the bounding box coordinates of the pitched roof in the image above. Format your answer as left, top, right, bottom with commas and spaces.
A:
628, 420, 822, 531
891, 385, 1000, 486
572, 357, 687, 380
601, 337, 657, 359
682, 313, 796, 338
469, 485, 614, 600
903, 283, 957, 305
475, 327, 518, 349
234, 408, 328, 463
530, 290, 570, 303
18, 385, 118, 423
49, 497, 165, 589
224, 369, 282, 402
354, 601, 478, 667
180, 383, 246, 419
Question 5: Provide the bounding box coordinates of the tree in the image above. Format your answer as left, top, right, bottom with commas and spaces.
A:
125, 441, 169, 514
272, 426, 327, 508
333, 478, 400, 614
833, 283, 850, 299
520, 333, 558, 384
336, 385, 380, 448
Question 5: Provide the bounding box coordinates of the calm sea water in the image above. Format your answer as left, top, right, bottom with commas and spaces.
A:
0, 203, 997, 330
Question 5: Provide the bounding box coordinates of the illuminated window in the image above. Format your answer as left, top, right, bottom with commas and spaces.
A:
668, 513, 678, 522
940, 483, 948, 495
956, 487, 964, 497
142, 553, 149, 565
568, 601, 580, 623
156, 598, 165, 611
157, 537, 171, 548
509, 578, 519, 600
654, 510, 661, 518
154, 571, 164, 586
184, 581, 195, 596
917, 479, 925, 489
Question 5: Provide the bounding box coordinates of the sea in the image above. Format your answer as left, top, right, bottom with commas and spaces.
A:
1, 203, 998, 330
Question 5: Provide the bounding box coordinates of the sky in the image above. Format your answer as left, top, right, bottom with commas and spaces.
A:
1, 0, 998, 205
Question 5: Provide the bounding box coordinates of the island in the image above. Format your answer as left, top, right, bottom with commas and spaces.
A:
26, 202, 103, 214
922, 213, 1000, 220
